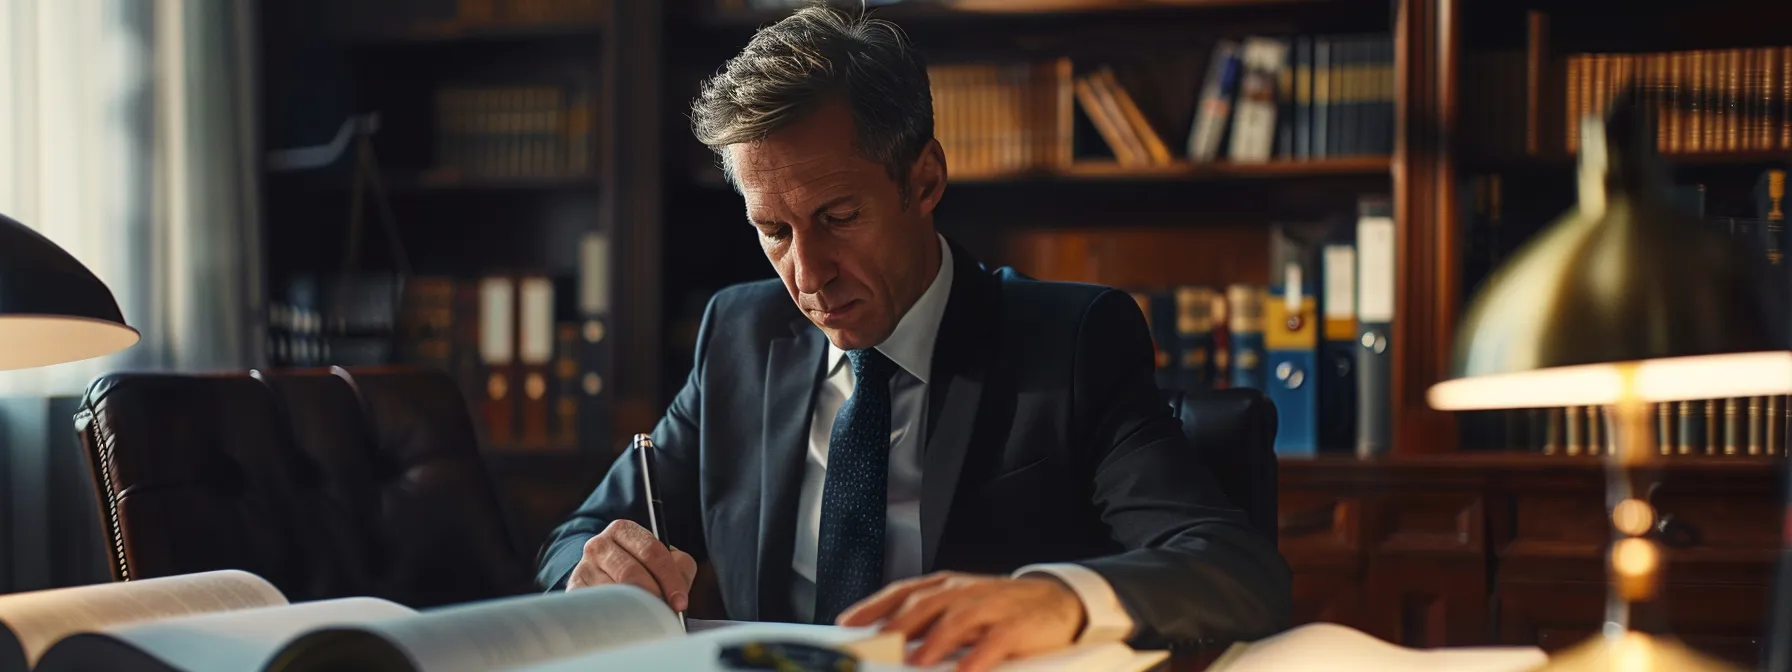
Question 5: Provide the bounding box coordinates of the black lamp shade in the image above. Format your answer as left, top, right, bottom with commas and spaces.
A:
0, 212, 139, 371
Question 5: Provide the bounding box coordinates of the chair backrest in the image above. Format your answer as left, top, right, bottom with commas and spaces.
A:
1162, 387, 1279, 545
73, 366, 535, 607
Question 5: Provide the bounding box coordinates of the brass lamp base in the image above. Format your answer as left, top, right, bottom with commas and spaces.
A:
1531, 631, 1745, 672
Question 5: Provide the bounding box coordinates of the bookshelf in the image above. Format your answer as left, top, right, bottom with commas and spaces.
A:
249, 0, 1792, 661
1449, 0, 1792, 459
253, 0, 662, 552
666, 0, 1406, 462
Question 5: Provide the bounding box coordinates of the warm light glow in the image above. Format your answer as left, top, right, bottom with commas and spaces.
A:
1428, 351, 1792, 410
1616, 630, 1656, 672
1612, 499, 1655, 536
0, 316, 139, 370
1612, 537, 1659, 578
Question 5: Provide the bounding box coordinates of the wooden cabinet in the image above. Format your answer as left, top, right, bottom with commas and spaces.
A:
1280, 455, 1783, 667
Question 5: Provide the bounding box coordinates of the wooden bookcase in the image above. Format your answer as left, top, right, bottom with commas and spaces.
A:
252, 0, 663, 553
253, 0, 1790, 662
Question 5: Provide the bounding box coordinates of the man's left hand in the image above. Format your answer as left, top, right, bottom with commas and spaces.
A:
836, 572, 1085, 672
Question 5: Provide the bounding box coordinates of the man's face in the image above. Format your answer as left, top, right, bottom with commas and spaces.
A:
731, 99, 946, 351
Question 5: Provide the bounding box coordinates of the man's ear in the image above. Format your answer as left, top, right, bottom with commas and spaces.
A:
907, 139, 947, 217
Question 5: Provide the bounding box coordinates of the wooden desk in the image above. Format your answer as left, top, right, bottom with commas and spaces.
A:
1276, 454, 1782, 668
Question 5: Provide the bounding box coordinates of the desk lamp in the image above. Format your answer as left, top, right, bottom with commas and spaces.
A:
1428, 91, 1791, 671
0, 212, 139, 370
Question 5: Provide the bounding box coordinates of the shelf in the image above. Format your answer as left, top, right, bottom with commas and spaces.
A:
1279, 451, 1783, 472
691, 157, 1388, 188
696, 0, 1334, 28
1467, 150, 1792, 174
405, 170, 602, 191
1043, 157, 1391, 181
950, 157, 1389, 183
343, 19, 604, 46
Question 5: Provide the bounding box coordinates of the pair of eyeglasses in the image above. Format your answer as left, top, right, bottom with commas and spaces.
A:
718, 641, 861, 672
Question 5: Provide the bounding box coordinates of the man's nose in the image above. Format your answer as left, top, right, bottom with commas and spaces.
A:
790, 232, 837, 296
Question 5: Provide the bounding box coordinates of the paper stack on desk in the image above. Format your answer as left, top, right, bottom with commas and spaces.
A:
1204, 622, 1547, 672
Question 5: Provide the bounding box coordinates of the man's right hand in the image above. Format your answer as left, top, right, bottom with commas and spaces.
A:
566, 519, 698, 611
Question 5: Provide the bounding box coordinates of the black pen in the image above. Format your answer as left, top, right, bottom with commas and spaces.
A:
633, 433, 686, 632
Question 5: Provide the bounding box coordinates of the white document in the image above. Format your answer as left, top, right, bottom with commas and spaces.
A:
1205, 622, 1547, 672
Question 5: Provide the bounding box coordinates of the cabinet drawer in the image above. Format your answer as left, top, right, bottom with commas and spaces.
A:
1509, 489, 1778, 552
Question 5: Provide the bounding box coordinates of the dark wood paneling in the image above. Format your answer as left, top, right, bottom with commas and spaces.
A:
1280, 455, 1784, 666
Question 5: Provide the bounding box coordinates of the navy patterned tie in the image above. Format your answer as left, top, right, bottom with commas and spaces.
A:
813, 348, 898, 624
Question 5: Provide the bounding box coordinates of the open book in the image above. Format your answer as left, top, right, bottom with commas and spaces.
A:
1205, 622, 1547, 672
0, 569, 1164, 671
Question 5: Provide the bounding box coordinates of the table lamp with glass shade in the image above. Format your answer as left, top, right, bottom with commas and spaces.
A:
1427, 90, 1792, 671
0, 212, 139, 370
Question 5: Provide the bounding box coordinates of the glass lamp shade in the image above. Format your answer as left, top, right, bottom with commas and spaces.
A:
1428, 96, 1792, 411
0, 212, 138, 370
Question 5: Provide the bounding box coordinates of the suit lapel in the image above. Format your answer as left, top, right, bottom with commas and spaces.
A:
920, 242, 998, 572
754, 317, 825, 622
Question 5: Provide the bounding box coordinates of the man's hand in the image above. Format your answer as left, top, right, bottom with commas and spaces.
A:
836, 572, 1085, 672
566, 519, 698, 611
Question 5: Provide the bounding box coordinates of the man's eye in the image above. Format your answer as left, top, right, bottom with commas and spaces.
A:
823, 210, 858, 224
760, 226, 790, 241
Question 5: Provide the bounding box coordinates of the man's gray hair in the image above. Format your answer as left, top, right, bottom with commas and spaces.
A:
690, 4, 934, 203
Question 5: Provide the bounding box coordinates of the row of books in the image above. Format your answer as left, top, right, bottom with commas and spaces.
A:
1565, 46, 1792, 155
928, 60, 1075, 177
1128, 195, 1397, 457
924, 32, 1393, 175
266, 267, 614, 455
1464, 399, 1791, 457
1456, 167, 1791, 456
397, 275, 601, 453
429, 81, 596, 181
1190, 34, 1395, 163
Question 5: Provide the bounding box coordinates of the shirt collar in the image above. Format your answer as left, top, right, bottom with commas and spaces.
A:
827, 234, 953, 384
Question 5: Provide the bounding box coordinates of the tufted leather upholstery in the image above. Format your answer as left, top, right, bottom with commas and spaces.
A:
73, 366, 535, 607
1162, 387, 1280, 545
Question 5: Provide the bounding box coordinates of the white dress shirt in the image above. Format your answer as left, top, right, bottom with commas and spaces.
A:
788, 234, 1135, 643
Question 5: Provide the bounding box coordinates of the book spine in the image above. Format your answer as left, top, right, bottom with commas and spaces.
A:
1264, 284, 1318, 456
578, 232, 613, 453
1174, 286, 1216, 392
1355, 196, 1395, 457
478, 275, 517, 448
517, 275, 555, 448
1313, 37, 1331, 159
1227, 284, 1266, 390
1228, 37, 1289, 163
1150, 290, 1180, 389
1188, 40, 1243, 161
1294, 37, 1312, 159
1319, 242, 1357, 453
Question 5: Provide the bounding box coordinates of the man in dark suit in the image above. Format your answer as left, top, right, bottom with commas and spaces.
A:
535, 6, 1290, 669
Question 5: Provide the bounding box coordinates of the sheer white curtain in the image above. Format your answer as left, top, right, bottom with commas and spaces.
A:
0, 0, 262, 397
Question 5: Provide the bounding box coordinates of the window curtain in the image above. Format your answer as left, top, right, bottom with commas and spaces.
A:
0, 0, 263, 398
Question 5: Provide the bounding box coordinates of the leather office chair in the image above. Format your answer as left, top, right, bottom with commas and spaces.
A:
1162, 387, 1279, 545
73, 366, 535, 607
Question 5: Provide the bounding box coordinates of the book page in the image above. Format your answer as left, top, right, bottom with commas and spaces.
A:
34, 598, 415, 672
1206, 623, 1546, 672
860, 640, 1162, 672
0, 569, 285, 668
500, 621, 899, 672
272, 584, 683, 672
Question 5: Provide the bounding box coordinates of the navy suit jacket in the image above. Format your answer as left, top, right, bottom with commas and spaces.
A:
536, 238, 1291, 649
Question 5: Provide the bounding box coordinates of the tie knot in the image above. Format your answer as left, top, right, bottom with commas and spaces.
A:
846, 348, 898, 386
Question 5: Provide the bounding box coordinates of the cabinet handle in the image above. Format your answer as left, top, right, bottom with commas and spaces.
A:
1654, 513, 1701, 548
